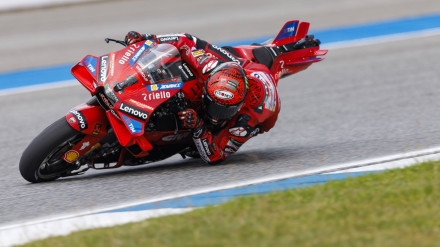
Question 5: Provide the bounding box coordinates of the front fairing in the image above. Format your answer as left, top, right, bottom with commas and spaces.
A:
112, 42, 187, 136
71, 41, 189, 155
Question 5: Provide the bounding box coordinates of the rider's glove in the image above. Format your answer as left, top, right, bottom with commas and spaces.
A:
124, 31, 146, 46
178, 108, 202, 130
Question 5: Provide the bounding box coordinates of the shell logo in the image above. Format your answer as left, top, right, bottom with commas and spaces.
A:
150, 85, 158, 91
64, 150, 79, 163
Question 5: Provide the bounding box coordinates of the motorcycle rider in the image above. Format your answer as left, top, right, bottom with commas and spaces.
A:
125, 31, 281, 164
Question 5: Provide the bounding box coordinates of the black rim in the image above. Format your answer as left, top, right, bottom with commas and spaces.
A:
36, 133, 84, 180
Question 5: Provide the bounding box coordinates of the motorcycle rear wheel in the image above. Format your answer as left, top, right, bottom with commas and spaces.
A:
19, 117, 84, 183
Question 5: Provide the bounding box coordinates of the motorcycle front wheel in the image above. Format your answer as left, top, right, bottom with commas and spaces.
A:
19, 117, 85, 183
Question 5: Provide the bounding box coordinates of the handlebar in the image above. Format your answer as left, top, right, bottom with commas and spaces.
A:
105, 38, 127, 47
114, 75, 139, 92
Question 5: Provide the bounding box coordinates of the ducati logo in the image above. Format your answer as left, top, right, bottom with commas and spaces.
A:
79, 142, 90, 151
229, 127, 248, 137
202, 60, 218, 74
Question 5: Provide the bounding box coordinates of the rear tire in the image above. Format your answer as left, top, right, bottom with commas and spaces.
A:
19, 117, 83, 183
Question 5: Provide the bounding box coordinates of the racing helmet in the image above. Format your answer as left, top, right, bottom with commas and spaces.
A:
203, 62, 248, 124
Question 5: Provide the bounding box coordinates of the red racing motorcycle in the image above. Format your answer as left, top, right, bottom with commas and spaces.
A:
19, 20, 327, 182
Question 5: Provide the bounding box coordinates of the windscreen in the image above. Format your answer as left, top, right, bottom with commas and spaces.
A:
136, 43, 182, 85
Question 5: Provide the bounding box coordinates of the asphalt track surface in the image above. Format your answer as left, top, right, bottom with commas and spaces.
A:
1, 0, 440, 226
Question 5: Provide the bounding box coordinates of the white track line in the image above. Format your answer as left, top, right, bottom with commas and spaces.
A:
0, 208, 194, 247
0, 80, 78, 97
1, 146, 440, 247
0, 0, 91, 11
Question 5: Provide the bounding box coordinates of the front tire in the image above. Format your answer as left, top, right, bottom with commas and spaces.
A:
19, 117, 84, 183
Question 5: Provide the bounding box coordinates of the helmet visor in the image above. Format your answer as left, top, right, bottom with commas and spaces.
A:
203, 95, 242, 121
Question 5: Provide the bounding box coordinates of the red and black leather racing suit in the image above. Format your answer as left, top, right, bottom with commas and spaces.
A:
145, 33, 281, 164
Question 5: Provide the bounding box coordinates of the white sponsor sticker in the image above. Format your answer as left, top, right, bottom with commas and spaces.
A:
251, 72, 277, 111
194, 139, 210, 161
214, 90, 234, 100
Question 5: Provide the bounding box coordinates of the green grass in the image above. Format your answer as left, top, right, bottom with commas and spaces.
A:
22, 161, 440, 247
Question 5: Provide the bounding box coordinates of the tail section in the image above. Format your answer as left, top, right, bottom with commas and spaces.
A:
272, 21, 310, 46
270, 20, 327, 81
232, 20, 327, 82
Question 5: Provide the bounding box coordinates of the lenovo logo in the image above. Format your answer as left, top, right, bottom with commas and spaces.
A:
119, 102, 149, 121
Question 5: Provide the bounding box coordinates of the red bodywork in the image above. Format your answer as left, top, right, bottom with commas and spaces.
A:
64, 20, 327, 166
68, 41, 197, 162
234, 20, 327, 82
